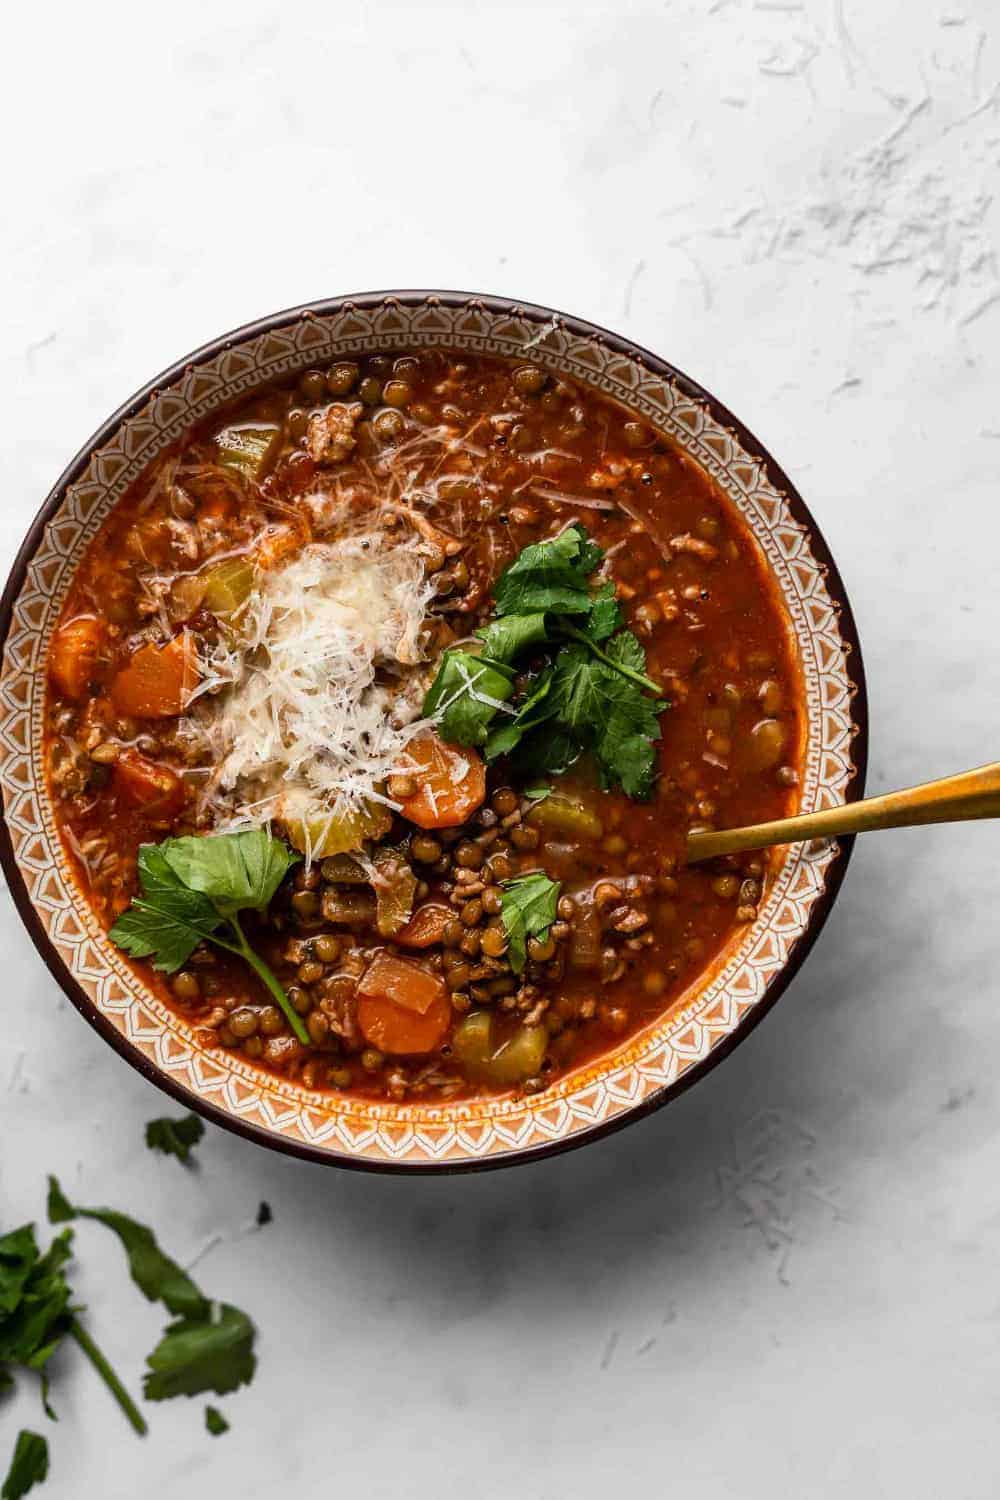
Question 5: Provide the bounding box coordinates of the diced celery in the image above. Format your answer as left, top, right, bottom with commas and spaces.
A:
282, 801, 393, 857
215, 423, 282, 480
486, 1024, 548, 1084
453, 1011, 494, 1067
526, 793, 604, 841
201, 557, 255, 614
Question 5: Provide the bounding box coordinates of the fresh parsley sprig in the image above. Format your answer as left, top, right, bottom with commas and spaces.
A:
47, 1179, 257, 1404
145, 1114, 204, 1166
0, 1216, 147, 1457
422, 525, 668, 798
499, 873, 561, 974
109, 829, 308, 1045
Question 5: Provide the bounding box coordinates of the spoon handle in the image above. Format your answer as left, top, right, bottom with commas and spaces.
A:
686, 761, 1000, 863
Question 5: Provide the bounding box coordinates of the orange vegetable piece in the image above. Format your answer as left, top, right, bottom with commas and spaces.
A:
113, 752, 185, 822
395, 733, 486, 829
110, 633, 198, 719
392, 902, 452, 949
356, 952, 452, 1054
49, 616, 106, 700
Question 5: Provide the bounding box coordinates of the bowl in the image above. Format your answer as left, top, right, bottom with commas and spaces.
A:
0, 292, 867, 1171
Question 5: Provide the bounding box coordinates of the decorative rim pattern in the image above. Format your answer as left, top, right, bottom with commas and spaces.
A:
0, 292, 868, 1172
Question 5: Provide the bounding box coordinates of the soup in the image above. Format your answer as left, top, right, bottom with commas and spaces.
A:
45, 350, 801, 1102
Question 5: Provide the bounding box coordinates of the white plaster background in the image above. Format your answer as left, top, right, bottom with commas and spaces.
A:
2, 1, 999, 1495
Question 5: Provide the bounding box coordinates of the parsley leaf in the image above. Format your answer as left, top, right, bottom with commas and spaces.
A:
205, 1405, 229, 1436
421, 651, 515, 747
492, 525, 601, 617
0, 1228, 39, 1317
109, 845, 222, 973
547, 646, 663, 799
159, 829, 297, 918
474, 613, 548, 664
255, 1203, 272, 1228
109, 831, 308, 1045
48, 1179, 207, 1320
500, 873, 561, 974
143, 1305, 255, 1403
0, 1214, 146, 1440
580, 581, 622, 642
1, 1431, 48, 1500
425, 525, 667, 798
483, 667, 556, 761
144, 1115, 205, 1166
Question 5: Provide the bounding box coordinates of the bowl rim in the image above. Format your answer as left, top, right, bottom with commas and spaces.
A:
0, 289, 869, 1173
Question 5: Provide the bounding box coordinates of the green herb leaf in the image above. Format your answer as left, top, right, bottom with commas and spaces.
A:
145, 1115, 205, 1166
422, 651, 515, 747
0, 1227, 73, 1374
47, 1179, 208, 1320
521, 785, 552, 803
160, 829, 298, 917
493, 525, 601, 617
1, 1431, 48, 1500
500, 873, 561, 974
109, 832, 309, 1045
143, 1304, 255, 1402
483, 667, 556, 761
0, 1229, 40, 1317
255, 1203, 272, 1228
474, 613, 548, 664
205, 1405, 229, 1436
109, 845, 222, 974
547, 645, 663, 799
580, 581, 621, 642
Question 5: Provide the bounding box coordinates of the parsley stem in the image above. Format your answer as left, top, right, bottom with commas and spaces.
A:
69, 1317, 147, 1436
217, 915, 311, 1046
555, 623, 662, 696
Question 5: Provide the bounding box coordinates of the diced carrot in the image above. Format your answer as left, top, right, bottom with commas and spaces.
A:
392, 902, 452, 949
110, 633, 198, 719
49, 616, 106, 700
356, 951, 451, 1054
113, 752, 185, 821
395, 733, 486, 829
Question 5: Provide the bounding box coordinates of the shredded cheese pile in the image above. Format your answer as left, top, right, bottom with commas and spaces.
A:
197, 532, 437, 829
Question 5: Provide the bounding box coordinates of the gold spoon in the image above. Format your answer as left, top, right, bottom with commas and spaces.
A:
686, 761, 1000, 863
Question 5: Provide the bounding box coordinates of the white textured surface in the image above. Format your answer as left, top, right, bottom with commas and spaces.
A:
2, 2, 999, 1496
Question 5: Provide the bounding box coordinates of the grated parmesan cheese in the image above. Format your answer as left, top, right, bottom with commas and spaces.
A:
195, 530, 437, 831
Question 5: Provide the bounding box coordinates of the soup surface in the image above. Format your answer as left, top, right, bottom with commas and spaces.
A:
46, 350, 801, 1102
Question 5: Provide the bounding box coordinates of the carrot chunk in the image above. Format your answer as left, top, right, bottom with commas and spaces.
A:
49, 616, 106, 700
110, 633, 198, 719
113, 752, 185, 822
356, 952, 451, 1054
395, 733, 486, 829
392, 902, 453, 949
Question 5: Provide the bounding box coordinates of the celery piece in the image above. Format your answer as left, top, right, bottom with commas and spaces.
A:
201, 557, 255, 614
215, 423, 282, 480
486, 1024, 547, 1084
452, 1011, 495, 1067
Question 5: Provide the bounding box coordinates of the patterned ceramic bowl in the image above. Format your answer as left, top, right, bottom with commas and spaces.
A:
0, 293, 867, 1172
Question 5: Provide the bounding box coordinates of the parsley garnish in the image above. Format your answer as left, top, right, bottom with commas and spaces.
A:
500, 873, 561, 974
1, 1431, 48, 1500
422, 525, 667, 798
145, 1114, 204, 1166
0, 1214, 148, 1480
47, 1178, 256, 1404
48, 1179, 207, 1318
205, 1405, 229, 1436
109, 829, 308, 1045
144, 1305, 255, 1403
